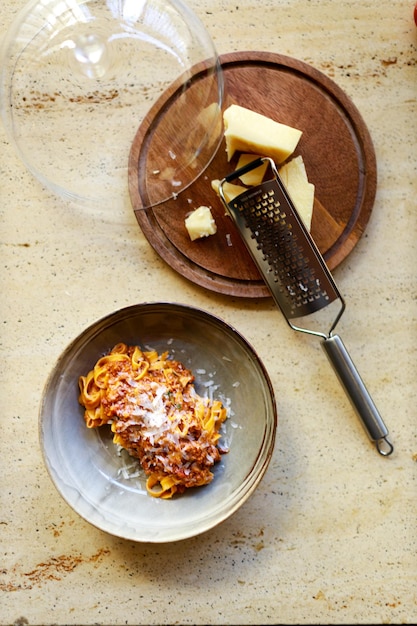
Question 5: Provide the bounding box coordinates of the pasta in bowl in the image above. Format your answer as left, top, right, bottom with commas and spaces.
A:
39, 302, 277, 542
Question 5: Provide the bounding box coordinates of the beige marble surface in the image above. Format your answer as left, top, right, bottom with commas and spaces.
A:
1, 0, 416, 624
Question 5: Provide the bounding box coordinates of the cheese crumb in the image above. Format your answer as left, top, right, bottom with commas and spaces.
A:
185, 206, 217, 241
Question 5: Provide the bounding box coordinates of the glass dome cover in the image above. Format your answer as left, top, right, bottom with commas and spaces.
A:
0, 0, 224, 210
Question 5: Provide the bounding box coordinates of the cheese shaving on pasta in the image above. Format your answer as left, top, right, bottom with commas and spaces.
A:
78, 343, 228, 498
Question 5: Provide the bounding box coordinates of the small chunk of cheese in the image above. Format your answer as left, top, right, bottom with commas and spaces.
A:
236, 154, 268, 186
211, 179, 246, 204
185, 206, 217, 241
279, 156, 315, 231
223, 104, 302, 163
196, 102, 223, 149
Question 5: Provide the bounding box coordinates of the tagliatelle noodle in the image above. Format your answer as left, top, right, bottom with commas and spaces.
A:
78, 343, 228, 498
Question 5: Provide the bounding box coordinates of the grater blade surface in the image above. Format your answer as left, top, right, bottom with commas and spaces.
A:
221, 158, 342, 323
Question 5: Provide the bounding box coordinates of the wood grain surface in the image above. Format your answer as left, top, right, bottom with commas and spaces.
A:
129, 51, 377, 298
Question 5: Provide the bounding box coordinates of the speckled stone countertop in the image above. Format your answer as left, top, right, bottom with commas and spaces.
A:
1, 1, 416, 624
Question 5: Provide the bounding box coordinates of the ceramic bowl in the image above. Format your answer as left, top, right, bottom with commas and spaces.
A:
39, 302, 277, 542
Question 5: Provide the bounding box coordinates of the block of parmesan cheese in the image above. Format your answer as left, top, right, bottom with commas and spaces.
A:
185, 206, 217, 241
279, 156, 315, 231
223, 104, 302, 163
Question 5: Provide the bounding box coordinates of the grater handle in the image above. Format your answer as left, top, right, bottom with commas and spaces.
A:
321, 334, 393, 456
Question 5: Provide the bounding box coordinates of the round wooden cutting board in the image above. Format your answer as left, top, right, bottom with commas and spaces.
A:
128, 51, 377, 298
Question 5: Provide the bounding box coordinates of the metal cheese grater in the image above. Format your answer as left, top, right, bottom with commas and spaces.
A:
219, 156, 393, 456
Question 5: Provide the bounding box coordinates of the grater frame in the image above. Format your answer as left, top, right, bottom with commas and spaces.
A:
219, 156, 393, 456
